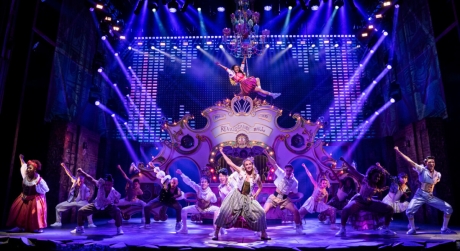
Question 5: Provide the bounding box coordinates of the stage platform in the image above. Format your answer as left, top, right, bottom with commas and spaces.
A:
1, 217, 459, 251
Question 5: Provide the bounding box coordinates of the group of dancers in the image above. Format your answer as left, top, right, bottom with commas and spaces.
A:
6, 146, 456, 239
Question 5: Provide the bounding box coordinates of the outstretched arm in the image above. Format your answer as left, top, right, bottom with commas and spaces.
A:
176, 169, 200, 192
301, 163, 317, 187
61, 163, 76, 182
19, 154, 26, 166
339, 156, 365, 182
77, 168, 98, 186
117, 164, 133, 185
219, 147, 242, 174
263, 149, 279, 171
394, 146, 418, 167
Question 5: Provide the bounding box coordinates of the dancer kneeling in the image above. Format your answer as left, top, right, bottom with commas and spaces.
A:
213, 147, 271, 241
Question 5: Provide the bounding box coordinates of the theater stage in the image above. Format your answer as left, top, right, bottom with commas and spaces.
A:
1, 217, 459, 251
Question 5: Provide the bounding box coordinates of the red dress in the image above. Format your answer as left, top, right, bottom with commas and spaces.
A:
7, 175, 48, 232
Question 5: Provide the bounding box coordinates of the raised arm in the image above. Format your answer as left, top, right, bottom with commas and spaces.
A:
263, 149, 279, 171
219, 147, 242, 174
61, 163, 76, 182
19, 154, 26, 166
117, 164, 133, 185
301, 163, 317, 187
175, 169, 200, 192
394, 146, 418, 167
339, 156, 365, 182
77, 168, 98, 186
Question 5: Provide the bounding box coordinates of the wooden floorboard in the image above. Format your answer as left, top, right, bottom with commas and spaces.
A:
1, 217, 459, 250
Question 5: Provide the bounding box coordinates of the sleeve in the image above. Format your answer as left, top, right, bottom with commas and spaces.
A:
97, 178, 105, 188
84, 187, 91, 201
207, 190, 217, 203
240, 62, 245, 72
412, 163, 424, 174
274, 166, 285, 178
226, 68, 235, 78
36, 178, 49, 194
180, 173, 200, 192
436, 172, 441, 183
20, 164, 27, 179
292, 179, 299, 194
113, 189, 121, 200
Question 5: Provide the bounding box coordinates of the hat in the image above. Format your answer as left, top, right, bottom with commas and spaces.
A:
154, 167, 171, 184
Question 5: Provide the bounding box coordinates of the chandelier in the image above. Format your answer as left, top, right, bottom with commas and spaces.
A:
222, 0, 270, 58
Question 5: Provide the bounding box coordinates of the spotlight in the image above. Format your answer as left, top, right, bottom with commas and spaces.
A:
168, 0, 179, 13
390, 98, 395, 103
286, 0, 296, 8
309, 0, 320, 11
387, 65, 392, 69
148, 1, 158, 12
264, 5, 272, 11
95, 100, 100, 106
111, 114, 116, 117
333, 0, 344, 8
101, 36, 107, 40
98, 67, 103, 73
217, 6, 225, 12
124, 122, 128, 125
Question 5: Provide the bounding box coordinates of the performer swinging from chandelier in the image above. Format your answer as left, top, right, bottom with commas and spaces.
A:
216, 56, 281, 99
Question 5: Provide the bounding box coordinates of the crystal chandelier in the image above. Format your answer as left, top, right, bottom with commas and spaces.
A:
222, 0, 270, 58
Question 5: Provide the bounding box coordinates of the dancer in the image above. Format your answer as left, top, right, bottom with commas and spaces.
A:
208, 167, 234, 236
71, 170, 123, 235
335, 161, 395, 237
262, 150, 303, 234
326, 176, 357, 212
176, 169, 220, 234
50, 163, 96, 228
112, 164, 146, 223
142, 171, 183, 231
382, 172, 411, 214
213, 147, 271, 241
394, 146, 455, 235
216, 56, 281, 99
7, 154, 49, 233
299, 163, 339, 230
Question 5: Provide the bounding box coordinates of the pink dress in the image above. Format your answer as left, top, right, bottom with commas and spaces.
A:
232, 72, 257, 95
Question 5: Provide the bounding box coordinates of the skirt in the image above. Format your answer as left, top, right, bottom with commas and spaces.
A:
240, 77, 258, 95
301, 196, 332, 214
382, 195, 409, 214
214, 189, 267, 231
7, 193, 47, 232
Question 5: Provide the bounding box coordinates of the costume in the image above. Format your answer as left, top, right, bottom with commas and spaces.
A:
225, 62, 257, 95
53, 176, 94, 226
382, 178, 411, 213
116, 181, 146, 220
7, 163, 49, 232
265, 166, 299, 210
178, 173, 219, 233
144, 182, 182, 225
300, 186, 337, 224
76, 178, 122, 228
326, 183, 357, 211
214, 170, 267, 231
406, 164, 453, 220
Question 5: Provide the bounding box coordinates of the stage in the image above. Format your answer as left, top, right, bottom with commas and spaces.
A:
0, 217, 459, 251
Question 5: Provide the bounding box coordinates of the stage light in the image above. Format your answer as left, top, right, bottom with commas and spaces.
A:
120, 36, 126, 40
96, 4, 103, 9
111, 114, 116, 117
286, 0, 296, 8
383, 1, 391, 7
390, 98, 395, 103
101, 36, 107, 40
309, 0, 320, 11
168, 0, 179, 13
98, 67, 103, 73
333, 0, 344, 8
387, 65, 392, 69
95, 100, 100, 106
217, 6, 225, 12
375, 14, 383, 18
264, 5, 272, 11
128, 46, 132, 50
395, 4, 399, 8
149, 1, 158, 12
124, 122, 128, 125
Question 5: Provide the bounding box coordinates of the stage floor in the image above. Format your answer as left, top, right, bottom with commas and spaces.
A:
1, 217, 459, 250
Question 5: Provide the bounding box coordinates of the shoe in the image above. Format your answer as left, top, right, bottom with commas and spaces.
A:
70, 227, 84, 234
335, 227, 346, 237
107, 219, 115, 223
406, 228, 416, 235
116, 227, 124, 235
33, 229, 44, 233
50, 222, 62, 227
140, 224, 151, 229
211, 236, 218, 241
175, 222, 182, 231
379, 227, 396, 236
260, 235, 271, 240
7, 227, 24, 233
271, 93, 281, 99
441, 228, 457, 234
87, 223, 97, 228
177, 227, 188, 234
220, 228, 227, 235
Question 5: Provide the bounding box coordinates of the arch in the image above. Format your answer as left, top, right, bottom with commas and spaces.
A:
290, 157, 320, 206
166, 157, 201, 194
